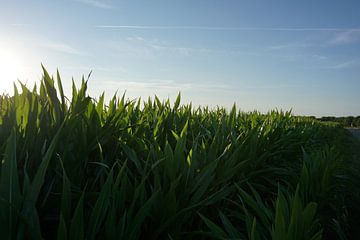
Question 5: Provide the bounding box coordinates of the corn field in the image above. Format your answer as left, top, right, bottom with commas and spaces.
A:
0, 67, 359, 239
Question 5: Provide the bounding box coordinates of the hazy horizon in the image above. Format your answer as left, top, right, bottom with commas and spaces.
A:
1, 0, 359, 117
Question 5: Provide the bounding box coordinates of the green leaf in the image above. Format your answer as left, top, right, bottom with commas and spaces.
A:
0, 130, 21, 239
57, 214, 68, 240
57, 69, 66, 114
59, 158, 71, 228
173, 93, 181, 110
69, 192, 85, 240
20, 121, 64, 236
87, 170, 113, 240
199, 213, 227, 238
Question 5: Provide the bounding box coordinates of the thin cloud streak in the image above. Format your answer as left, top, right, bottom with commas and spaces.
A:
323, 60, 360, 69
9, 23, 32, 27
266, 42, 311, 51
96, 25, 360, 32
43, 41, 83, 55
329, 30, 360, 45
75, 0, 112, 9
104, 37, 260, 59
102, 79, 299, 93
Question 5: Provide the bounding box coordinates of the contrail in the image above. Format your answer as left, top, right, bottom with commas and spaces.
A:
95, 25, 360, 32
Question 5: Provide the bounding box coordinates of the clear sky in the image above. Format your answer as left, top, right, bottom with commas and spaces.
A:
0, 0, 359, 116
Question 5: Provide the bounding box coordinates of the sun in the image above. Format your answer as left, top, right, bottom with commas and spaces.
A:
0, 46, 24, 94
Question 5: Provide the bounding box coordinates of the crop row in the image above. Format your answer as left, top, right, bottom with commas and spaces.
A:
0, 67, 359, 239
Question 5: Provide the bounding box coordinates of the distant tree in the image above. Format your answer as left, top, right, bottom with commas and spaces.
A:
317, 116, 360, 127
354, 117, 360, 127
346, 116, 355, 127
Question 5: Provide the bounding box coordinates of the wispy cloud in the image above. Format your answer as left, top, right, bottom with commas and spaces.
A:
9, 23, 32, 27
104, 37, 206, 58
96, 25, 360, 32
103, 79, 193, 91
102, 79, 298, 94
93, 66, 127, 73
267, 42, 311, 51
309, 54, 328, 61
60, 65, 127, 73
329, 30, 360, 45
43, 41, 83, 55
324, 60, 360, 69
74, 0, 113, 9
105, 36, 258, 59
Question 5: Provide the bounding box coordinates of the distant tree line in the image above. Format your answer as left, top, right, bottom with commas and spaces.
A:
316, 116, 360, 128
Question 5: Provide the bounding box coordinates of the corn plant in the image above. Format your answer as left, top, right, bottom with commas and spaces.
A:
0, 67, 359, 239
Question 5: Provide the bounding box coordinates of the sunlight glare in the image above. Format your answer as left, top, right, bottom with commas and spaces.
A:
0, 46, 25, 94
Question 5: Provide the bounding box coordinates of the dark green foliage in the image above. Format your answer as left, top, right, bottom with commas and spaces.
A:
318, 116, 360, 128
0, 68, 359, 239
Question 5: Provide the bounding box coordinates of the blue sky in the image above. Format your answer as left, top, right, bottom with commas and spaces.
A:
0, 0, 359, 116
